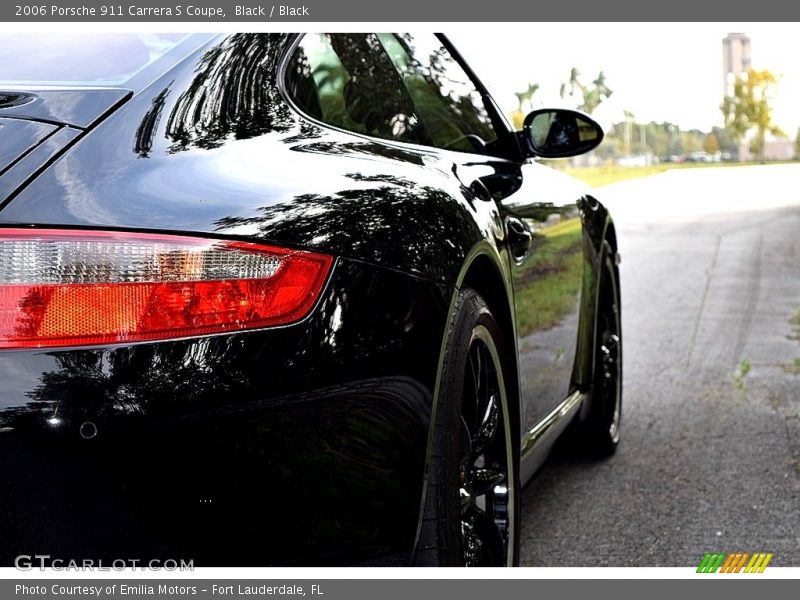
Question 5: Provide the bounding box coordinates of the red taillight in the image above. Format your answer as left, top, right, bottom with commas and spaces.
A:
0, 229, 333, 349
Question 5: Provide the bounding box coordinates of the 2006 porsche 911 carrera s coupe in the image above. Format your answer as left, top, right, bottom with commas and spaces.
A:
0, 33, 622, 567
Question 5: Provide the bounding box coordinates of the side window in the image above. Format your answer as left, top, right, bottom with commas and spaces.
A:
284, 34, 431, 146
377, 33, 498, 154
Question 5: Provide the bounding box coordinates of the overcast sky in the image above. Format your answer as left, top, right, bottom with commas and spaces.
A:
450, 23, 800, 136
0, 23, 795, 137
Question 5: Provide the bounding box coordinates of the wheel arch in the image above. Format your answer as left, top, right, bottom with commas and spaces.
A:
457, 252, 520, 432
576, 212, 621, 419
453, 247, 521, 444
411, 243, 521, 564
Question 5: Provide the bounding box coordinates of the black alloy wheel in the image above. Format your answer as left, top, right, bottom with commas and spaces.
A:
581, 240, 622, 456
458, 329, 513, 565
414, 288, 518, 567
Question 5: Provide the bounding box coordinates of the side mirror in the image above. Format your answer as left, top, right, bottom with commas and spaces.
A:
522, 109, 604, 158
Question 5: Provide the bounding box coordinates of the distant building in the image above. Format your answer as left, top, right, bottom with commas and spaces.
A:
738, 139, 794, 162
722, 33, 751, 97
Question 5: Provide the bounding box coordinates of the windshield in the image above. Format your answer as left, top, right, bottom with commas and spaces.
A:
0, 33, 190, 86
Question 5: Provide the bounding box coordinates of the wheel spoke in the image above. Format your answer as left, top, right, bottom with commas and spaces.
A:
458, 416, 472, 465
478, 344, 488, 400
602, 332, 619, 351
601, 332, 619, 378
468, 346, 481, 405
596, 263, 622, 445
468, 466, 505, 497
461, 504, 504, 566
471, 392, 498, 457
461, 516, 482, 567
458, 337, 511, 566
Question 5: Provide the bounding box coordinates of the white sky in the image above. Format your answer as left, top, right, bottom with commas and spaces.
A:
0, 22, 795, 136
450, 23, 800, 136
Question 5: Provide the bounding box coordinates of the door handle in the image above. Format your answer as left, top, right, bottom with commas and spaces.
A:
506, 216, 532, 260
468, 178, 492, 202
453, 164, 493, 202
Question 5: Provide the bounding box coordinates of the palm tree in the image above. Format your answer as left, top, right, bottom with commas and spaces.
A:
511, 82, 540, 129
560, 68, 612, 115
623, 109, 635, 155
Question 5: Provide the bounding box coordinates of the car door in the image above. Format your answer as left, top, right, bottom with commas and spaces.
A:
286, 33, 584, 448
498, 161, 586, 436
380, 34, 585, 438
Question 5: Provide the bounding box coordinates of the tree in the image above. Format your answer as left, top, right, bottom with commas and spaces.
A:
681, 130, 704, 154
704, 132, 720, 155
644, 122, 670, 158
510, 82, 540, 129
710, 126, 739, 157
560, 68, 612, 115
622, 110, 635, 155
721, 68, 785, 162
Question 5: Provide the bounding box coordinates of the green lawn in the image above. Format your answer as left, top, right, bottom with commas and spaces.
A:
514, 218, 584, 336
564, 159, 799, 188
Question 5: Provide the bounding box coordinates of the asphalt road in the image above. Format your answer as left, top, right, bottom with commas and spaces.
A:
519, 164, 800, 567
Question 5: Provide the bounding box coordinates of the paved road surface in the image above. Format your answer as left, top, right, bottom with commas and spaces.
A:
519, 164, 800, 566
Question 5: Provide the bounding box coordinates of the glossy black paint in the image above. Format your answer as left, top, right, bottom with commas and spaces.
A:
0, 33, 618, 565
0, 259, 448, 565
0, 118, 57, 169
0, 127, 80, 201
0, 35, 490, 286
0, 89, 131, 129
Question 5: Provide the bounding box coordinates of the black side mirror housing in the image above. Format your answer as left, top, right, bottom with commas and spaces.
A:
521, 108, 604, 159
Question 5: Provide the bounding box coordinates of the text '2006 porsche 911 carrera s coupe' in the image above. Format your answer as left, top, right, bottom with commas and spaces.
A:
0, 33, 621, 567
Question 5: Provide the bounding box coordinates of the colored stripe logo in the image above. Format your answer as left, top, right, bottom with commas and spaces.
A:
697, 552, 773, 573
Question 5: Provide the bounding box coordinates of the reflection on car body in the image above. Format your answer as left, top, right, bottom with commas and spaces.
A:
0, 33, 621, 566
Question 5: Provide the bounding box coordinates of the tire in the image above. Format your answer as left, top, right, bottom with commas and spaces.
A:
413, 287, 519, 566
579, 240, 623, 456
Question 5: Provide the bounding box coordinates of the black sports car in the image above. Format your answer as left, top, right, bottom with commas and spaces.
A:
0, 33, 621, 567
